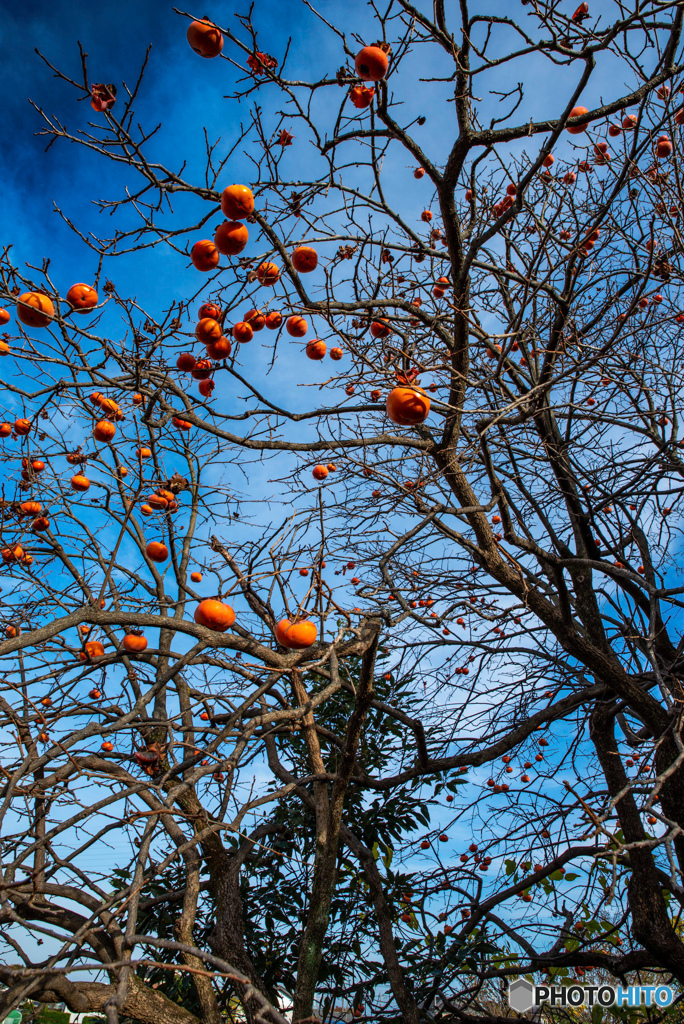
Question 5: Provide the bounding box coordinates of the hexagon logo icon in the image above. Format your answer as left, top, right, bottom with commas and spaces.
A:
508, 979, 535, 1013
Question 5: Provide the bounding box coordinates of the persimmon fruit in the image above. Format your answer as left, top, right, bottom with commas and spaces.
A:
66, 283, 98, 312
194, 599, 236, 631
17, 292, 54, 328
187, 18, 223, 58
275, 618, 318, 649
386, 387, 430, 426
355, 45, 389, 82
214, 220, 249, 256
191, 240, 220, 272
221, 184, 254, 220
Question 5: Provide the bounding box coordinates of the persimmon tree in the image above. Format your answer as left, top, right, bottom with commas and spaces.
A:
3, 2, 684, 1022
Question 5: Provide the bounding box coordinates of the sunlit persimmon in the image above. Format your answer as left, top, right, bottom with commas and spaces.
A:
355, 45, 389, 82
386, 387, 430, 425
147, 493, 169, 510
306, 339, 326, 360
275, 618, 318, 649
286, 315, 308, 337
71, 474, 90, 492
330, 347, 343, 360
123, 633, 148, 653
256, 262, 280, 286
146, 541, 169, 563
0, 309, 9, 325
220, 184, 254, 220
2, 545, 25, 563
265, 310, 283, 329
370, 319, 391, 338
214, 220, 249, 256
191, 240, 220, 272
177, 352, 197, 371
5, 625, 20, 637
20, 501, 42, 516
187, 17, 224, 58
132, 393, 143, 406
291, 246, 318, 273
80, 640, 105, 661
199, 378, 215, 397
140, 504, 154, 516
232, 322, 254, 343
66, 283, 98, 312
0, 423, 11, 437
349, 85, 374, 108
195, 317, 222, 344
93, 420, 116, 443
312, 464, 328, 480
194, 599, 235, 631
191, 359, 213, 380
244, 308, 265, 331
190, 571, 203, 583
32, 516, 50, 532
172, 417, 192, 431
198, 301, 222, 321
206, 336, 231, 359
17, 292, 54, 328
15, 419, 31, 436
566, 106, 589, 134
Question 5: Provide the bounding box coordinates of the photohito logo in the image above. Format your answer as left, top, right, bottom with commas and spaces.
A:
508, 979, 674, 1012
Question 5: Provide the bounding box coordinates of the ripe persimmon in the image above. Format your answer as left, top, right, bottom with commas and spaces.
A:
17, 292, 54, 328
330, 347, 343, 360
191, 359, 213, 380
370, 319, 391, 338
190, 571, 203, 582
286, 315, 308, 337
265, 310, 283, 329
123, 633, 148, 653
187, 17, 223, 58
195, 318, 222, 344
177, 352, 197, 371
275, 618, 318, 649
146, 541, 169, 563
230, 322, 252, 343
306, 339, 326, 360
198, 301, 222, 320
386, 387, 430, 425
312, 465, 329, 480
191, 240, 220, 272
206, 336, 231, 359
81, 640, 105, 661
244, 308, 266, 331
15, 419, 31, 435
0, 309, 9, 325
93, 420, 116, 443
355, 45, 389, 82
566, 106, 589, 134
257, 262, 280, 286
214, 220, 249, 256
66, 283, 98, 312
194, 599, 235, 631
291, 246, 318, 273
221, 184, 254, 220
